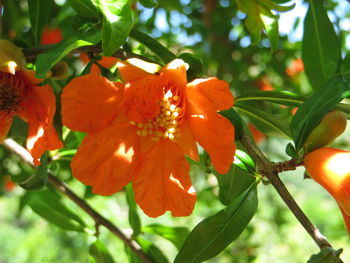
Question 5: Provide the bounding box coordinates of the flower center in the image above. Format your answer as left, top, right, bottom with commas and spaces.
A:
0, 80, 21, 114
131, 88, 184, 141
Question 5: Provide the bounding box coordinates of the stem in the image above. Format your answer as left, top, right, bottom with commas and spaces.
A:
240, 135, 334, 250
2, 139, 153, 263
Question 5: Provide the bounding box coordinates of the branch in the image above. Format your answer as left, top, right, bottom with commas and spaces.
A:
240, 135, 334, 251
2, 139, 153, 263
22, 44, 158, 64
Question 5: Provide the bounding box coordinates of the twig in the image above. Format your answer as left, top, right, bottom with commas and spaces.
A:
2, 138, 153, 263
240, 135, 334, 251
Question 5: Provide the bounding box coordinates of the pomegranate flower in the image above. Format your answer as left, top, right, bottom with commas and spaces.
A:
61, 59, 236, 217
0, 39, 62, 165
304, 147, 350, 235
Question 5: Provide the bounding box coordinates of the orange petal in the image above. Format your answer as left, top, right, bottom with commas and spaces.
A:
25, 85, 63, 165
175, 119, 199, 161
133, 139, 196, 217
186, 86, 235, 174
161, 59, 187, 91
61, 73, 123, 134
339, 205, 350, 236
124, 75, 164, 122
117, 60, 153, 83
187, 77, 233, 111
41, 27, 63, 45
71, 115, 139, 195
0, 114, 14, 143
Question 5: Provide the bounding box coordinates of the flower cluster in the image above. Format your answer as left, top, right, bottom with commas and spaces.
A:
61, 59, 236, 217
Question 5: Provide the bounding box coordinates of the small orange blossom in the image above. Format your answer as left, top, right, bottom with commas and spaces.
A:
61, 59, 236, 217
304, 147, 350, 235
0, 39, 62, 165
41, 26, 63, 45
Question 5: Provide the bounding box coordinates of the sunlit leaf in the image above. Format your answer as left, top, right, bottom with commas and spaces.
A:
139, 0, 158, 8
96, 0, 133, 56
174, 184, 258, 263
302, 0, 341, 89
125, 184, 141, 237
67, 0, 100, 19
35, 30, 100, 78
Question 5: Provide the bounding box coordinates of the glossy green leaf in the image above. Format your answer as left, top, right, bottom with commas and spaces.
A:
174, 184, 258, 263
26, 188, 86, 232
96, 0, 133, 56
214, 164, 256, 205
178, 53, 203, 78
307, 247, 343, 263
340, 53, 350, 84
257, 0, 294, 12
220, 108, 244, 141
125, 184, 141, 237
261, 13, 279, 52
291, 75, 350, 151
139, 0, 158, 8
28, 0, 53, 45
35, 30, 100, 78
285, 143, 300, 160
89, 240, 116, 263
136, 237, 169, 263
19, 152, 48, 191
234, 104, 291, 138
130, 29, 176, 64
67, 0, 100, 19
142, 224, 190, 249
302, 0, 341, 89
235, 90, 350, 114
234, 150, 256, 173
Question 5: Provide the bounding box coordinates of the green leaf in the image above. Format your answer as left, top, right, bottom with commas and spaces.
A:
285, 143, 300, 160
174, 184, 258, 263
136, 237, 169, 263
35, 30, 100, 78
67, 0, 100, 19
235, 90, 350, 114
19, 152, 48, 191
302, 0, 341, 89
340, 53, 350, 84
95, 0, 133, 56
220, 108, 244, 141
139, 0, 158, 8
125, 184, 141, 237
307, 247, 343, 263
178, 53, 203, 78
157, 0, 182, 11
26, 188, 86, 232
125, 246, 143, 263
257, 0, 295, 12
142, 224, 190, 249
261, 13, 279, 52
89, 240, 116, 263
28, 0, 53, 45
234, 104, 291, 138
213, 165, 256, 205
130, 29, 176, 64
291, 75, 350, 151
234, 149, 256, 173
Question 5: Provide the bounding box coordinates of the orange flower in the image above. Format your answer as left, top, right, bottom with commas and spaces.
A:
41, 26, 63, 45
256, 77, 273, 91
61, 59, 236, 217
80, 53, 118, 74
286, 58, 304, 77
304, 147, 350, 235
0, 39, 62, 165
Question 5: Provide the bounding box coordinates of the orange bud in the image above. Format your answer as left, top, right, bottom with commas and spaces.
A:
304, 147, 350, 234
304, 110, 347, 153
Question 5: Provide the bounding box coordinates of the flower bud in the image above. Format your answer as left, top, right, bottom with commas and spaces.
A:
304, 110, 347, 153
51, 61, 69, 80
304, 147, 350, 234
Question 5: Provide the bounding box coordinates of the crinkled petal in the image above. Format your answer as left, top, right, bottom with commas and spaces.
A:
187, 77, 233, 111
71, 115, 139, 195
186, 86, 235, 174
161, 59, 187, 91
25, 85, 63, 165
0, 114, 14, 143
118, 60, 153, 83
133, 139, 196, 217
176, 119, 198, 161
124, 75, 164, 122
61, 73, 123, 134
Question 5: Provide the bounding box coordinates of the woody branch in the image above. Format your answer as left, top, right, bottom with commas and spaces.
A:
2, 138, 153, 263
